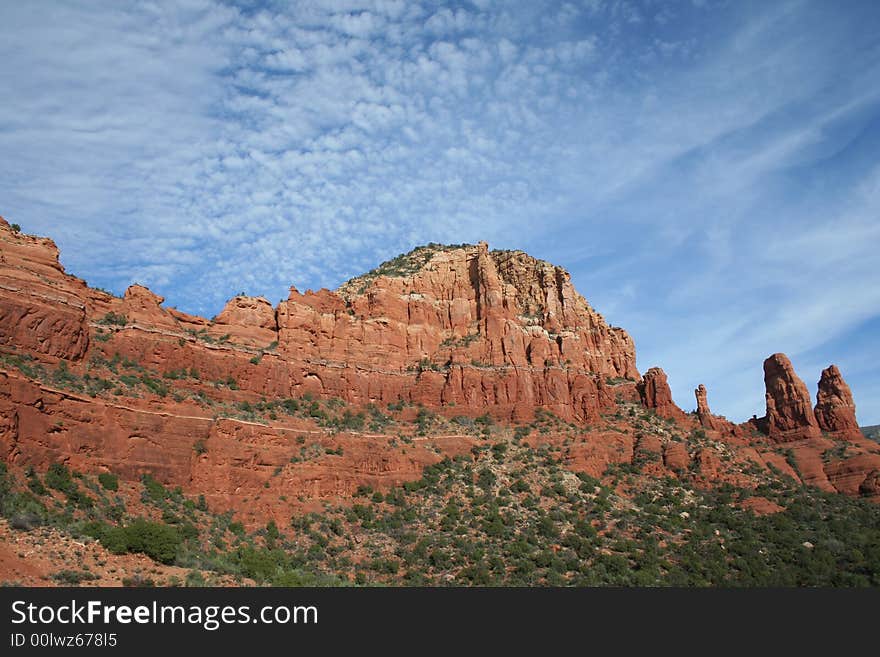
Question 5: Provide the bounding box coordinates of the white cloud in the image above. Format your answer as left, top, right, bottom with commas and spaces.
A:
0, 0, 878, 422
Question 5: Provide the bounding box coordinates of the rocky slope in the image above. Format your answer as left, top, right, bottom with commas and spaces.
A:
0, 214, 878, 550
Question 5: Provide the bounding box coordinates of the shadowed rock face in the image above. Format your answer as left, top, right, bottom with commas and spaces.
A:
762, 353, 821, 442
815, 365, 860, 440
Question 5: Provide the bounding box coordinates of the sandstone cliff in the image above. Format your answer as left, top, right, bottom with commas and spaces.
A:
1, 217, 879, 518
83, 237, 639, 424
0, 222, 646, 519
0, 218, 90, 360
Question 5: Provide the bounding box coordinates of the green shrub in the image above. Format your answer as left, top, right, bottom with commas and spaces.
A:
98, 472, 119, 491
237, 547, 286, 583
26, 468, 47, 496
121, 518, 182, 564
81, 521, 126, 554
185, 570, 207, 586
66, 487, 93, 509
141, 474, 168, 503
9, 512, 43, 531
52, 570, 99, 585
45, 462, 75, 494
140, 374, 169, 397
266, 520, 280, 549
122, 574, 156, 587
98, 312, 128, 327
0, 464, 48, 523
477, 468, 496, 490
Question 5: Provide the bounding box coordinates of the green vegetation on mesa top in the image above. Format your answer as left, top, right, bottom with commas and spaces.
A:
861, 425, 880, 442
339, 242, 474, 297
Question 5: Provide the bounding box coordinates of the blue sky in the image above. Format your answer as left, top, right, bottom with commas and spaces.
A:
1, 0, 878, 424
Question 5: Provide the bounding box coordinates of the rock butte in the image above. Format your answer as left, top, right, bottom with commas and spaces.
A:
0, 216, 878, 524
815, 364, 860, 438
761, 353, 822, 442
694, 384, 720, 431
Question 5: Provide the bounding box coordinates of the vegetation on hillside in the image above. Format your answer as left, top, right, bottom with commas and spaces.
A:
339, 242, 473, 297
268, 440, 880, 586
2, 340, 878, 587
2, 431, 879, 587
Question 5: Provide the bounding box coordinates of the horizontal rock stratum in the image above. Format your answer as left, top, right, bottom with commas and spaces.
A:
0, 224, 638, 423
0, 216, 878, 526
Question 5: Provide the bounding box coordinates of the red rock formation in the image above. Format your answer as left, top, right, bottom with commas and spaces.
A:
268, 242, 641, 422
638, 367, 686, 421
634, 433, 662, 460
695, 447, 722, 479
663, 442, 689, 471
0, 227, 650, 517
814, 365, 860, 440
3, 222, 879, 515
211, 295, 277, 347
694, 384, 720, 430
0, 368, 474, 523
740, 496, 784, 515
564, 431, 634, 479
858, 470, 880, 501
120, 285, 181, 330
824, 454, 880, 499
762, 353, 821, 442
0, 218, 90, 360
790, 441, 836, 492
759, 452, 801, 483
0, 231, 642, 424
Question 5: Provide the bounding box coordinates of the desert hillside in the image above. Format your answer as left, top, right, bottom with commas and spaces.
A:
1, 217, 879, 586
